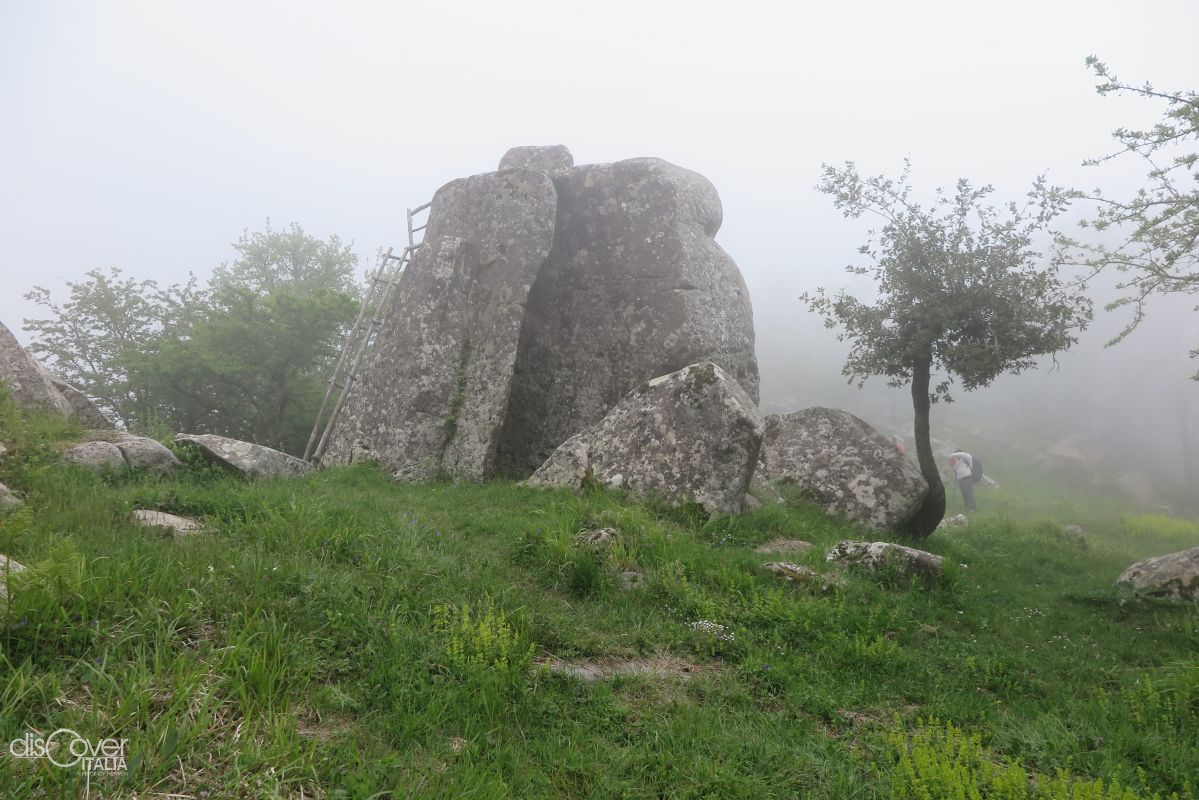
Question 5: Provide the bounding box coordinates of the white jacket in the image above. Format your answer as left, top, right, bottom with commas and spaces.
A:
949, 452, 973, 480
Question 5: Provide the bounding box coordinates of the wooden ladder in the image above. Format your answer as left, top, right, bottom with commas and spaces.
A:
303, 201, 433, 465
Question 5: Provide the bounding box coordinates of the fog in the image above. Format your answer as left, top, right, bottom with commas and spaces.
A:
2, 0, 1197, 494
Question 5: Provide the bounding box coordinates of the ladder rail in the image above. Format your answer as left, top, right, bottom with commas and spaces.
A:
306, 200, 432, 466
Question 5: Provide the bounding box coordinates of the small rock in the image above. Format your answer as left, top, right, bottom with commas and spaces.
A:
132, 510, 203, 535
0, 553, 25, 602
0, 442, 8, 457
937, 514, 969, 530
753, 538, 813, 555
575, 528, 619, 548
0, 482, 21, 511
619, 570, 646, 591
63, 440, 125, 470
761, 561, 819, 582
825, 540, 944, 581
1058, 524, 1087, 548
1116, 547, 1199, 603
175, 433, 312, 479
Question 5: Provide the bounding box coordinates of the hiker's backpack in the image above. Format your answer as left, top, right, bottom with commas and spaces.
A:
971, 457, 984, 482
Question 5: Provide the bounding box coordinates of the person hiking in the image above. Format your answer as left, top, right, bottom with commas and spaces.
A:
948, 451, 978, 512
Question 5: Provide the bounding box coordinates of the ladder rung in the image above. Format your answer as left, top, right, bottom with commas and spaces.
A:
409, 202, 432, 215
411, 224, 427, 233
383, 253, 404, 261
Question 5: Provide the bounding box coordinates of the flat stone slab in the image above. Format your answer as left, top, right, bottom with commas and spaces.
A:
133, 510, 203, 535
753, 538, 813, 555
540, 654, 702, 683
761, 561, 820, 582
175, 433, 312, 479
825, 540, 944, 581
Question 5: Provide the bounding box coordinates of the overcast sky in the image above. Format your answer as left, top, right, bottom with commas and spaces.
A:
2, 0, 1197, 432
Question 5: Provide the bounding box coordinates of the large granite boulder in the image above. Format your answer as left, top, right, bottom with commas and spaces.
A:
63, 440, 126, 470
757, 408, 928, 531
1116, 547, 1199, 603
175, 433, 312, 479
525, 362, 763, 515
1, 321, 111, 426
499, 145, 574, 177
498, 157, 759, 474
64, 433, 181, 473
326, 167, 558, 481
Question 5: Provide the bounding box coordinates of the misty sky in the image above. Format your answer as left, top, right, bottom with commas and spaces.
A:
2, 0, 1197, 462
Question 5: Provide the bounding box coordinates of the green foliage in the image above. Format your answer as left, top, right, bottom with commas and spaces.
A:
805, 162, 1092, 402
431, 599, 534, 682
888, 719, 1191, 800
22, 222, 361, 452
0, 385, 80, 487
1057, 58, 1199, 372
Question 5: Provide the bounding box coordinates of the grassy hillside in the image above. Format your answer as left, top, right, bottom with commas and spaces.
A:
1, 404, 1196, 798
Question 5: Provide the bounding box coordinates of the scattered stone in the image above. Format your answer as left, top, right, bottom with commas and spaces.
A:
325, 167, 558, 481
540, 654, 700, 683
499, 156, 760, 474
1116, 547, 1199, 603
619, 570, 646, 591
1059, 523, 1087, 548
761, 561, 819, 582
1115, 472, 1153, 505
63, 440, 126, 470
0, 553, 25, 602
175, 434, 312, 479
757, 408, 929, 532
575, 527, 619, 548
938, 514, 969, 530
498, 145, 575, 177
0, 482, 21, 510
85, 431, 181, 473
524, 362, 763, 515
825, 540, 945, 582
133, 510, 203, 535
753, 538, 813, 555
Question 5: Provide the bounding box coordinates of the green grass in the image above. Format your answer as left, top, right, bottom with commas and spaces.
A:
1, 403, 1196, 798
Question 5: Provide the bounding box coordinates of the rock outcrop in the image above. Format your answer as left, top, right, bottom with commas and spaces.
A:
325, 148, 759, 483
325, 168, 558, 481
757, 408, 928, 531
176, 434, 312, 479
825, 540, 945, 581
1, 321, 111, 426
525, 362, 763, 515
64, 433, 181, 473
1116, 547, 1199, 603
498, 156, 759, 473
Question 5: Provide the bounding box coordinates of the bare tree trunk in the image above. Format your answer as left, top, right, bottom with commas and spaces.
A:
903, 356, 946, 537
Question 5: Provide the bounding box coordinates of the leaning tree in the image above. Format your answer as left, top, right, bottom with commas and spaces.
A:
803, 162, 1092, 536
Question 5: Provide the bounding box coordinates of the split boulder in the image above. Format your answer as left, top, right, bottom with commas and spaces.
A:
525, 362, 763, 515
757, 408, 928, 532
1116, 547, 1199, 603
63, 440, 126, 470
1, 320, 111, 426
175, 433, 312, 479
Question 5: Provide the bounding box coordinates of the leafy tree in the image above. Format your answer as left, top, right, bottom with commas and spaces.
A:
1058, 57, 1198, 372
24, 223, 361, 452
23, 268, 204, 424
804, 163, 1092, 536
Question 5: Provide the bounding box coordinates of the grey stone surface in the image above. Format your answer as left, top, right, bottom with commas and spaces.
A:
525, 362, 763, 515
176, 433, 312, 479
1117, 547, 1199, 603
761, 561, 820, 582
133, 510, 203, 535
85, 431, 181, 473
497, 157, 760, 474
575, 527, 619, 548
0, 553, 25, 602
753, 538, 813, 555
44, 372, 111, 428
0, 482, 21, 510
1, 320, 71, 417
326, 168, 558, 481
825, 540, 945, 581
498, 145, 574, 177
758, 407, 928, 531
63, 440, 126, 470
